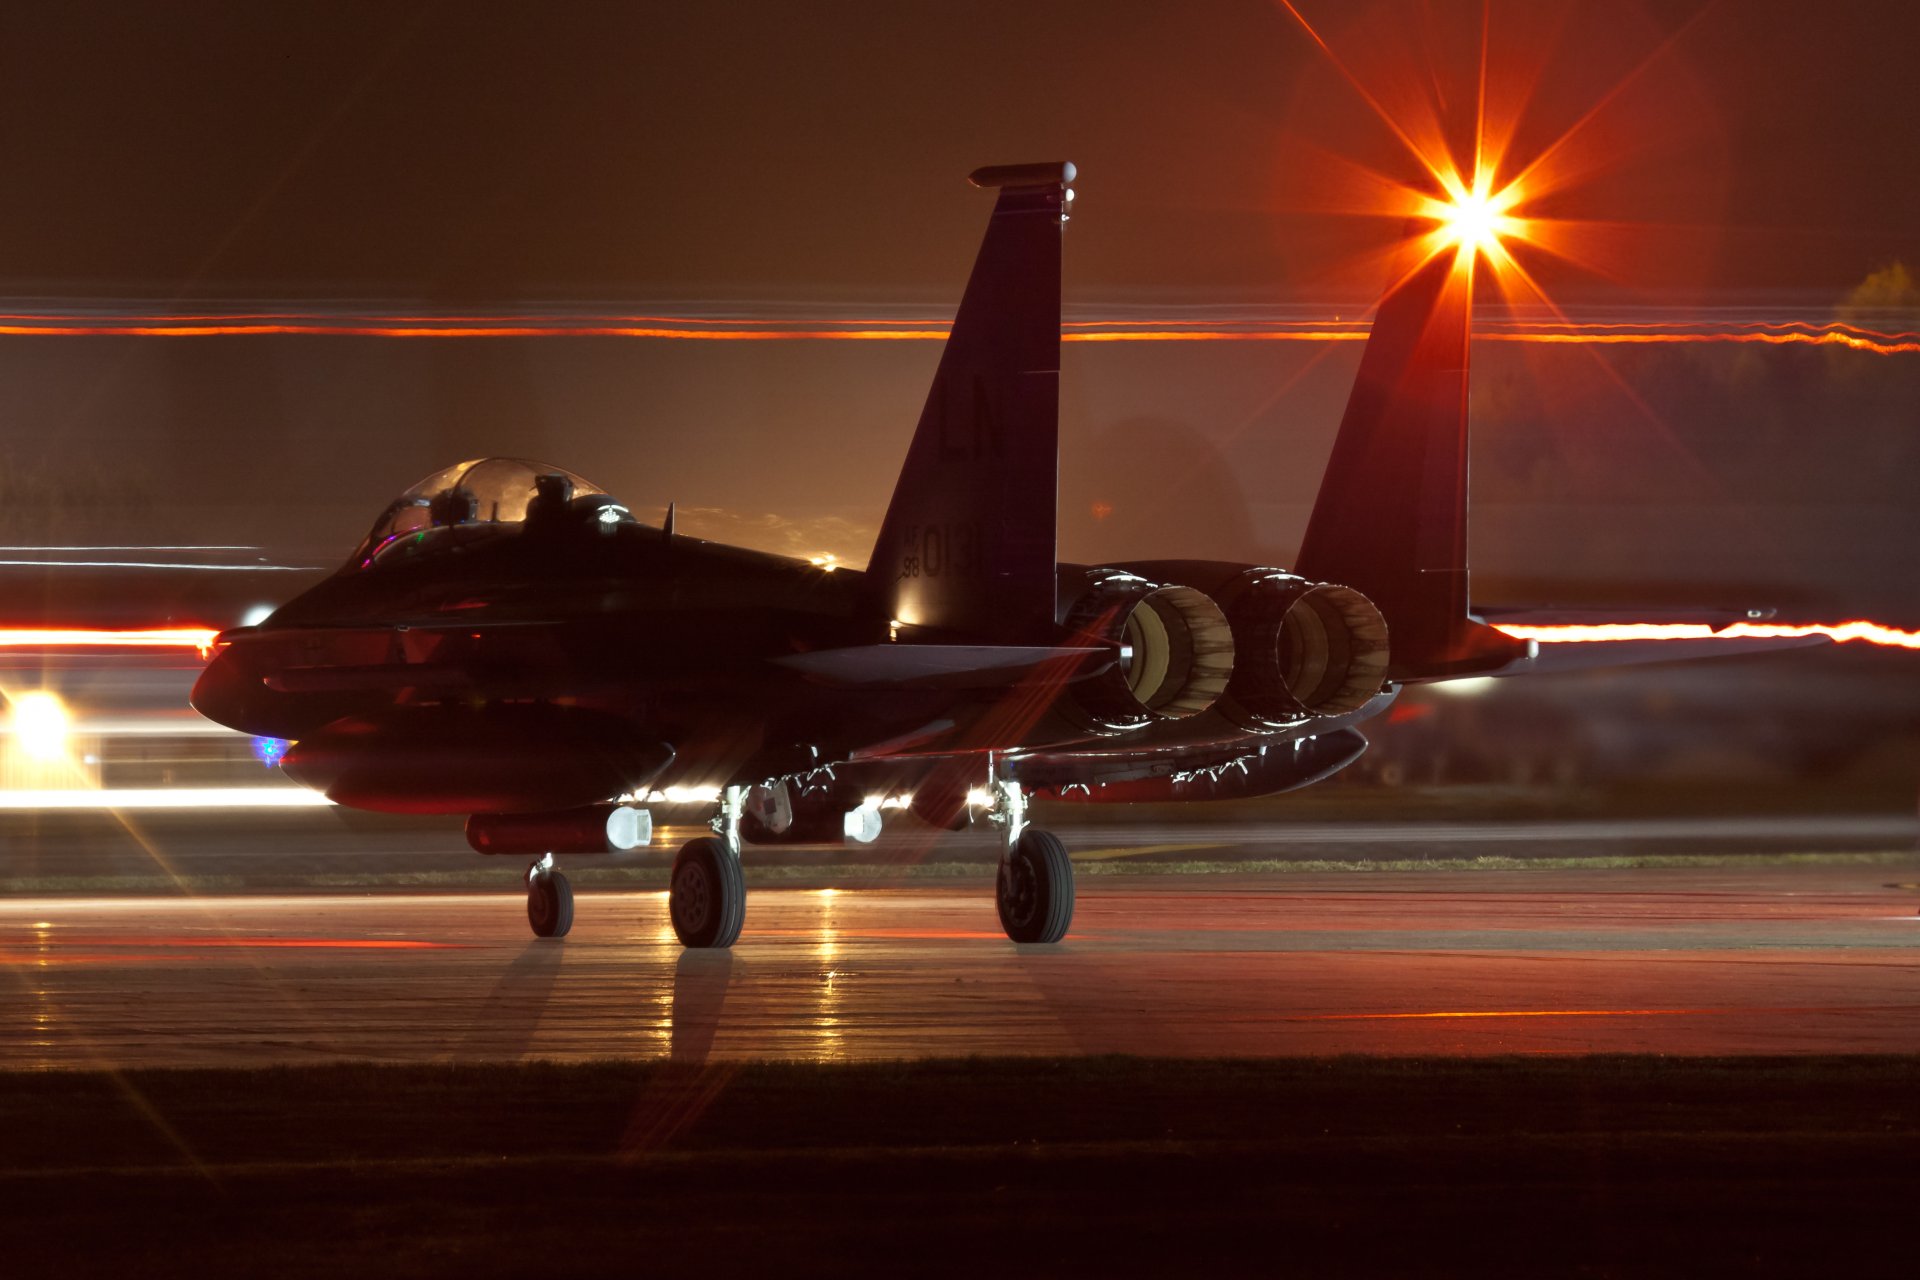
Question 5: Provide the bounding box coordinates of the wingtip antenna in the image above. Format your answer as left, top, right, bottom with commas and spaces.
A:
663, 502, 675, 539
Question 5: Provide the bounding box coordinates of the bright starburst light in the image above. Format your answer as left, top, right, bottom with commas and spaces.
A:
1422, 170, 1525, 268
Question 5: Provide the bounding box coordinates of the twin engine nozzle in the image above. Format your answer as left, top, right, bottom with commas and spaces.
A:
1062, 566, 1390, 734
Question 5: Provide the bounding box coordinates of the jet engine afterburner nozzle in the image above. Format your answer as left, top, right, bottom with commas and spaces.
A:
1216, 571, 1390, 730
1064, 571, 1235, 733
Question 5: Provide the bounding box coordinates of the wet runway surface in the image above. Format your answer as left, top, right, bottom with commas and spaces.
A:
6, 865, 1918, 1067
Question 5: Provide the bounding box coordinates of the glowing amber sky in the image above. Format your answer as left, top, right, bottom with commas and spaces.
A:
0, 7, 1912, 652
1274, 0, 1609, 310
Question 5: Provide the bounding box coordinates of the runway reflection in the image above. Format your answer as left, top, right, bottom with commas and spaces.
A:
668, 948, 734, 1063
460, 941, 564, 1060
4, 872, 1919, 1067
617, 950, 741, 1156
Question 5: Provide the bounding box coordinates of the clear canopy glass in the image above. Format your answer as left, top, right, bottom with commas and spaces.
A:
351, 457, 625, 569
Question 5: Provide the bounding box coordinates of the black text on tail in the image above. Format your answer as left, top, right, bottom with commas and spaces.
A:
868, 163, 1072, 643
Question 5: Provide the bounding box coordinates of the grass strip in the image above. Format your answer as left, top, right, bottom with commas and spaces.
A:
5, 1054, 1919, 1169
3, 1056, 1918, 1277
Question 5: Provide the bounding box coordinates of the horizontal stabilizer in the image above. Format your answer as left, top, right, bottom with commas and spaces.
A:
775, 644, 1111, 689
1477, 605, 1779, 628
1486, 633, 1829, 678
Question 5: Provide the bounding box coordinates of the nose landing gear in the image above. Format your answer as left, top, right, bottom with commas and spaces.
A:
988, 777, 1073, 944
526, 853, 574, 938
670, 785, 748, 949
670, 836, 746, 948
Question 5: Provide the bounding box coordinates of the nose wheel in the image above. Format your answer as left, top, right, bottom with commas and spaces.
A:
526, 854, 574, 938
671, 835, 746, 948
996, 828, 1074, 943
988, 776, 1073, 943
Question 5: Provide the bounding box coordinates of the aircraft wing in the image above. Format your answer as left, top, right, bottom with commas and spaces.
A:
1487, 631, 1830, 678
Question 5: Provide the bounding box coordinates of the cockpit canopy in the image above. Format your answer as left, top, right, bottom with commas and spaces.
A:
350, 457, 635, 570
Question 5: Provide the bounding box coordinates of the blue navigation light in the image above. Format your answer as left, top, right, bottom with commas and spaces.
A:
251, 736, 291, 768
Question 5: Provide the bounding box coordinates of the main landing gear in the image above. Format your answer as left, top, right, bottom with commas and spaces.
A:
670, 785, 748, 949
644, 776, 1069, 949
526, 853, 574, 938
989, 778, 1073, 944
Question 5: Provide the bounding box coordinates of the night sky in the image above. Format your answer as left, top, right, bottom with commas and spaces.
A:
0, 0, 1913, 622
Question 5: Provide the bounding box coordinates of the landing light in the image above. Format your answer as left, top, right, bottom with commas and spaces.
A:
1433, 676, 1497, 698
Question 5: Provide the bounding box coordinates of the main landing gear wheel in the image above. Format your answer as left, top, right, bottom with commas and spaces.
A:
527, 861, 574, 938
671, 835, 746, 949
997, 828, 1074, 944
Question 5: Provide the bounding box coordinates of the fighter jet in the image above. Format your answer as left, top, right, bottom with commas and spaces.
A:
190, 162, 1817, 947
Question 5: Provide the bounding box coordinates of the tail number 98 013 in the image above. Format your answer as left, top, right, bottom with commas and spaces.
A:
898, 522, 983, 580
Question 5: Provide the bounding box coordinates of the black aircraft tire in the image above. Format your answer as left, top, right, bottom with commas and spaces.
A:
996, 829, 1074, 944
671, 836, 746, 949
527, 868, 574, 938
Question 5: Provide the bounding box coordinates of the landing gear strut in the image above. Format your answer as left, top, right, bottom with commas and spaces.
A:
526, 853, 574, 938
989, 776, 1073, 943
671, 785, 747, 949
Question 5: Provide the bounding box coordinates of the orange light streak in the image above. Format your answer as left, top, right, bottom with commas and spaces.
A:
0, 316, 1913, 354
1494, 621, 1920, 651
0, 788, 333, 810
0, 323, 953, 341
92, 936, 472, 950
1480, 330, 1920, 356
1290, 1004, 1918, 1022
0, 627, 219, 654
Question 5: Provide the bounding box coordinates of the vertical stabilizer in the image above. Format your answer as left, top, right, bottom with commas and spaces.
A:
1294, 245, 1529, 680
868, 163, 1072, 642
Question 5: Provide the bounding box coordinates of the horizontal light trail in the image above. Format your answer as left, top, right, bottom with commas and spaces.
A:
40, 718, 250, 737
0, 313, 1913, 354
1495, 620, 1920, 651
0, 628, 220, 652
1480, 330, 1920, 356
0, 323, 955, 341
0, 787, 332, 809
2, 620, 1916, 659
1290, 1004, 1920, 1022
0, 560, 307, 571
76, 936, 471, 950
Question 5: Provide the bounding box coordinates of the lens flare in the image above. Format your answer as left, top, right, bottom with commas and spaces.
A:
1273, 0, 1558, 296
7, 691, 72, 761
1420, 169, 1527, 271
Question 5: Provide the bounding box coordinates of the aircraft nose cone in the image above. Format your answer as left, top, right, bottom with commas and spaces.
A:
189, 646, 254, 732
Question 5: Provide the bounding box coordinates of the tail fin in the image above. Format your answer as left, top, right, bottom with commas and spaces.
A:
868, 162, 1072, 643
1294, 242, 1529, 680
